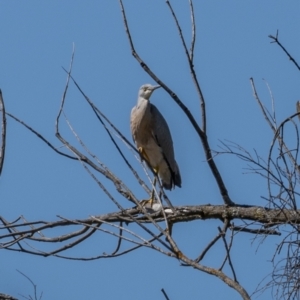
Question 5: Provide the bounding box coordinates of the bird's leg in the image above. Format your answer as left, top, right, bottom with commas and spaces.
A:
149, 176, 157, 207
140, 175, 158, 208
147, 166, 160, 208
140, 167, 159, 209
138, 146, 150, 163
137, 146, 157, 208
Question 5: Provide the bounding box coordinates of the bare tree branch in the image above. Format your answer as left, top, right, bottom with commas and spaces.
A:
166, 0, 206, 132
269, 30, 300, 71
0, 294, 18, 300
0, 90, 6, 176
2, 204, 298, 259
161, 288, 170, 300
17, 270, 42, 300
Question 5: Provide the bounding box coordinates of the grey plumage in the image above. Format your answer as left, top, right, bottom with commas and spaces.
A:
130, 84, 181, 190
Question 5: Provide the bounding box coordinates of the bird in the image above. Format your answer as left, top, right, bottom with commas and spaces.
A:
130, 84, 181, 192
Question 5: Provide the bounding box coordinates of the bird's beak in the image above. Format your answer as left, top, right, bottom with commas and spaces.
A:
153, 85, 161, 91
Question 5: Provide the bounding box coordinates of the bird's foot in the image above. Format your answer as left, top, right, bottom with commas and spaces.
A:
139, 198, 162, 212
139, 197, 155, 208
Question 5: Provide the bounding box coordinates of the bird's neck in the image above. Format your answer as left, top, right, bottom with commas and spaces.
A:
137, 97, 149, 108
136, 97, 151, 124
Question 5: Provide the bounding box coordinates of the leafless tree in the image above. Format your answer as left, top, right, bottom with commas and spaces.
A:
0, 2, 299, 300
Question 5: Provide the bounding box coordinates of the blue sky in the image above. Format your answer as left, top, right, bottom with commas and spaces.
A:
0, 1, 300, 299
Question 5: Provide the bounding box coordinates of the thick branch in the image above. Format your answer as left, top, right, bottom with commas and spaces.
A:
0, 294, 18, 300
1, 204, 297, 242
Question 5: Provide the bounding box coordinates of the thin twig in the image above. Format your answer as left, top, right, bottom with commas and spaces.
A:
194, 231, 222, 263
218, 226, 237, 282
0, 90, 6, 176
5, 112, 77, 160
17, 270, 42, 300
263, 79, 277, 128
161, 288, 171, 300
111, 222, 123, 255
165, 0, 206, 132
189, 0, 196, 62
269, 31, 300, 71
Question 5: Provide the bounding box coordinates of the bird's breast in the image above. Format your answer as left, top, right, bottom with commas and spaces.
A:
131, 103, 152, 146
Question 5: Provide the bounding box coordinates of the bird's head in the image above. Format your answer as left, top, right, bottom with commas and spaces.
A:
138, 84, 161, 100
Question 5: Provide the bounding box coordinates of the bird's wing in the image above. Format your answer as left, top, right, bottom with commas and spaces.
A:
150, 103, 177, 172
130, 106, 137, 143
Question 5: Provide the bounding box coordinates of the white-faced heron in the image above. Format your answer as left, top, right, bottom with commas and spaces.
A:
130, 84, 181, 191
